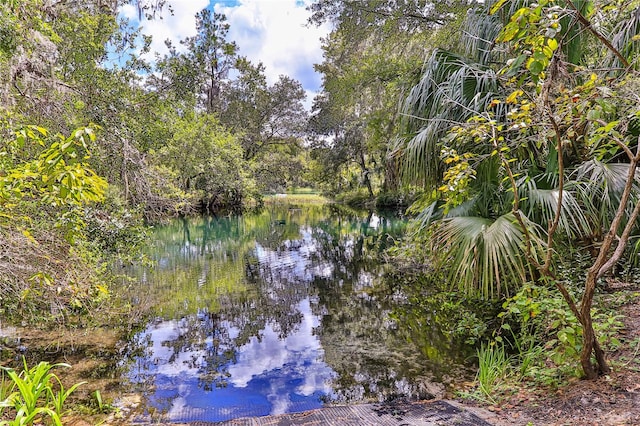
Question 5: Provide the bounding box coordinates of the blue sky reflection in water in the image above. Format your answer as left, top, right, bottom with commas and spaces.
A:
129, 299, 332, 422
124, 205, 470, 423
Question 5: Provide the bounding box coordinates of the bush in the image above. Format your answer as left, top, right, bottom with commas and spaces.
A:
83, 186, 148, 259
375, 190, 418, 210
334, 188, 372, 207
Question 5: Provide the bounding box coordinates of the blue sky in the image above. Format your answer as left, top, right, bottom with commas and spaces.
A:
120, 0, 331, 108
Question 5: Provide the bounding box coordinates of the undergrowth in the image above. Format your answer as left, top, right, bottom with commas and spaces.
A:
0, 358, 85, 426
462, 280, 628, 403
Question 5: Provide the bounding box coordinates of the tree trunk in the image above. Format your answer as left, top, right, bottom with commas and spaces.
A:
358, 150, 374, 198
578, 140, 640, 378
580, 274, 610, 379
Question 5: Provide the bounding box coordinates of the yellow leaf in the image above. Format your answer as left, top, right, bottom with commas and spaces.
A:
21, 229, 37, 244
96, 284, 110, 295
507, 90, 523, 104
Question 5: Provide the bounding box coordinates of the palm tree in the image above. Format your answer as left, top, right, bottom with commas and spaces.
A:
399, 0, 640, 378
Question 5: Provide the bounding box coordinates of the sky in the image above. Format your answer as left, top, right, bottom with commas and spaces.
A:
119, 0, 332, 108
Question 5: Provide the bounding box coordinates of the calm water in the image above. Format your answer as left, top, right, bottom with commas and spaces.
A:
122, 204, 471, 423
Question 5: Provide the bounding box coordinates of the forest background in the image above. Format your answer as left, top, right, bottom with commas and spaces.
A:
2, 0, 640, 421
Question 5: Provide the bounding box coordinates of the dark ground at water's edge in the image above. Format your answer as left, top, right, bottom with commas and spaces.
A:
139, 400, 494, 426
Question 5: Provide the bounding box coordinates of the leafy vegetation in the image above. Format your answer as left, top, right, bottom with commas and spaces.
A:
0, 358, 85, 426
2, 0, 640, 420
387, 0, 640, 380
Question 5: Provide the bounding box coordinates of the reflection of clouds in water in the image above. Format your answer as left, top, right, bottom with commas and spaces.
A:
355, 271, 374, 293
227, 298, 333, 415
124, 208, 416, 422
228, 323, 289, 388
166, 384, 206, 421
130, 298, 334, 420
137, 319, 199, 377
369, 213, 380, 230
267, 378, 291, 415
255, 228, 334, 282
228, 298, 332, 388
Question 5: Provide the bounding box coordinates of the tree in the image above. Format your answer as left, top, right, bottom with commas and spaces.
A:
154, 113, 255, 213
180, 8, 238, 113
215, 59, 308, 193
220, 60, 308, 162
308, 93, 376, 197
399, 0, 640, 378
308, 0, 473, 37
308, 0, 473, 198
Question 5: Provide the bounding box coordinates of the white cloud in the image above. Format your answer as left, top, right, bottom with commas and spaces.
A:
126, 0, 210, 60
216, 0, 330, 93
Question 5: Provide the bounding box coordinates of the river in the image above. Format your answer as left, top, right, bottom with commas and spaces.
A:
114, 203, 472, 423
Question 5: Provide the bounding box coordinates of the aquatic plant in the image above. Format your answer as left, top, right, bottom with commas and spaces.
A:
0, 358, 85, 426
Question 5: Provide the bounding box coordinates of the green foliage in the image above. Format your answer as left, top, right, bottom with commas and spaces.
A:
498, 280, 625, 386
0, 358, 85, 426
399, 0, 640, 302
0, 124, 137, 326
263, 193, 328, 205
154, 113, 256, 213
90, 390, 111, 414
83, 186, 148, 259
0, 371, 10, 417
494, 0, 562, 83
500, 283, 584, 381
388, 268, 497, 347
375, 190, 419, 210
432, 214, 537, 298
179, 8, 238, 113
308, 0, 447, 196
0, 125, 107, 241
460, 274, 625, 400
334, 188, 373, 208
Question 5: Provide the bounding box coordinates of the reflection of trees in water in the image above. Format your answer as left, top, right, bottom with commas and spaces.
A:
165, 312, 237, 390
127, 205, 472, 412
304, 208, 471, 403
125, 312, 237, 397
312, 278, 473, 403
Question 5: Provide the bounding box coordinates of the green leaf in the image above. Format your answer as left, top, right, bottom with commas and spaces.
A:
528, 60, 544, 75
506, 54, 527, 75
587, 109, 601, 121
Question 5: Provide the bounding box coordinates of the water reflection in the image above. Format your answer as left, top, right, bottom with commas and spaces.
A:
123, 204, 470, 423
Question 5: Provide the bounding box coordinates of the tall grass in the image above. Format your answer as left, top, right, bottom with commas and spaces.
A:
263, 193, 329, 204
1, 370, 11, 418
476, 342, 511, 403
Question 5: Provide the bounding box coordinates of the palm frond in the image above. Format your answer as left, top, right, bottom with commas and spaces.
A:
520, 177, 592, 239
573, 159, 640, 231
399, 49, 503, 187
462, 7, 503, 65
414, 199, 443, 231
560, 0, 594, 65
433, 212, 541, 298
608, 7, 640, 69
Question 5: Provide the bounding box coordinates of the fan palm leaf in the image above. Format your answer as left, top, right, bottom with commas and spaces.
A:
433, 212, 543, 298
573, 159, 640, 232
607, 6, 640, 69
520, 177, 592, 239
399, 49, 503, 187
